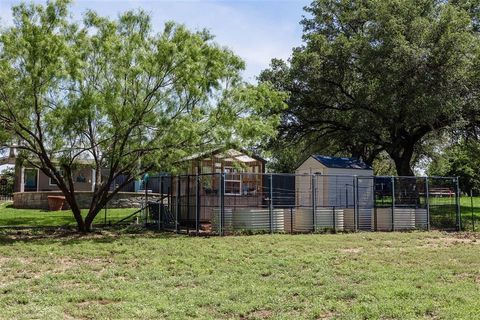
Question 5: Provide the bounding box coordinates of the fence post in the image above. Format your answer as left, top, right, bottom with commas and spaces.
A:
176, 176, 180, 233
269, 174, 273, 234
355, 176, 360, 231
196, 174, 200, 235
169, 175, 173, 227
373, 177, 377, 231
312, 175, 317, 232
332, 205, 336, 232
290, 207, 294, 234
425, 176, 430, 231
455, 177, 461, 231
159, 175, 164, 231
471, 190, 475, 232
144, 179, 148, 225
353, 176, 357, 231
186, 175, 190, 231
220, 173, 225, 236
391, 176, 395, 231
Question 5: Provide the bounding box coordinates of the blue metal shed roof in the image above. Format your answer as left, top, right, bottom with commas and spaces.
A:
312, 155, 372, 170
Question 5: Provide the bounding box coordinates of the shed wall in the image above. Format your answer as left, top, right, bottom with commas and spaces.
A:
295, 157, 327, 207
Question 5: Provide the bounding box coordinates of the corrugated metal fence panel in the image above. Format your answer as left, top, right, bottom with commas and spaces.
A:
284, 209, 294, 233
294, 208, 314, 232
232, 208, 284, 231
376, 208, 427, 231
394, 208, 416, 230
415, 208, 428, 229
344, 208, 355, 231
376, 208, 393, 231
315, 208, 344, 231
358, 209, 374, 231
212, 208, 285, 232
211, 208, 233, 232
294, 208, 345, 231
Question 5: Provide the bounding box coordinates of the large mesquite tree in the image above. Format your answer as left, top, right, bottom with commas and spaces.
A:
0, 1, 286, 231
260, 0, 480, 175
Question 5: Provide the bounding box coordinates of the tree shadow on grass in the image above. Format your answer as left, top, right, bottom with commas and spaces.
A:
0, 226, 182, 245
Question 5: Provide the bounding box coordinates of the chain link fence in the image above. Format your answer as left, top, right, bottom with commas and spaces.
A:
0, 173, 472, 232
142, 173, 463, 235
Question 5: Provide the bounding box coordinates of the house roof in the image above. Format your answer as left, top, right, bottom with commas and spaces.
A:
312, 155, 372, 170
182, 148, 265, 164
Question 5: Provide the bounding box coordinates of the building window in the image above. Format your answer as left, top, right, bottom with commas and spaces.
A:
49, 168, 64, 186
224, 167, 241, 195
24, 168, 38, 192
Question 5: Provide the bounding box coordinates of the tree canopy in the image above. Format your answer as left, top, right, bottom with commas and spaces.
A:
0, 0, 286, 231
260, 0, 480, 175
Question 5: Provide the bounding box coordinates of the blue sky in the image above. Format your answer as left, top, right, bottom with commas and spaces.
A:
0, 0, 310, 82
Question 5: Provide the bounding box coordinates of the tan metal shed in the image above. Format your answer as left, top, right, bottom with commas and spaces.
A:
295, 155, 374, 230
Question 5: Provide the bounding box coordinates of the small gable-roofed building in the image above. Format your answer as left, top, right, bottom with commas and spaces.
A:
172, 148, 267, 226
295, 155, 373, 176
295, 155, 374, 230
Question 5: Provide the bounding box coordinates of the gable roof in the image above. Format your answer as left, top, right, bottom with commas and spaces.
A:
312, 155, 372, 170
182, 148, 265, 164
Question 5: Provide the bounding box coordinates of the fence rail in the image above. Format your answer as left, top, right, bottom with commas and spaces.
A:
0, 173, 469, 232
140, 173, 462, 235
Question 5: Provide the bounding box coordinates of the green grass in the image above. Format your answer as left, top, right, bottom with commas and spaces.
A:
0, 230, 479, 319
0, 202, 137, 227
459, 197, 480, 231
1, 196, 480, 230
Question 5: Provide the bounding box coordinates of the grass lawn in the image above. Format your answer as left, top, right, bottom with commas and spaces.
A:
0, 202, 137, 227
0, 230, 479, 319
459, 196, 480, 230
3, 197, 480, 230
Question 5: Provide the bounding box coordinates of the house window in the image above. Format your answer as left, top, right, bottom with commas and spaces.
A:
24, 168, 38, 192
224, 167, 241, 195
76, 174, 86, 183
49, 168, 64, 186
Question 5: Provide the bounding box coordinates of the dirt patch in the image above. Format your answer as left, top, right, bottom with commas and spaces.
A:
77, 299, 116, 307
420, 234, 480, 248
243, 310, 273, 319
316, 311, 338, 319
0, 256, 33, 267
338, 248, 362, 254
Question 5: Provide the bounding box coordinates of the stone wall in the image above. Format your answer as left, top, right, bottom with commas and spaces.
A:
13, 191, 160, 210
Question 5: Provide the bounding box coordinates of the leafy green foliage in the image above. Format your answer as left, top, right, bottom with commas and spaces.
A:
260, 0, 480, 175
0, 167, 14, 195
428, 140, 480, 193
0, 1, 286, 231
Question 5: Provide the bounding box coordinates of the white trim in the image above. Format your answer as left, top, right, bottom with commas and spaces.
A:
20, 167, 24, 192
91, 169, 96, 192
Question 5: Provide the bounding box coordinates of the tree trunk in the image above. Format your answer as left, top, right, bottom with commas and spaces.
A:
393, 156, 414, 176
389, 144, 415, 176
63, 193, 88, 232
84, 207, 102, 231
389, 144, 418, 205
